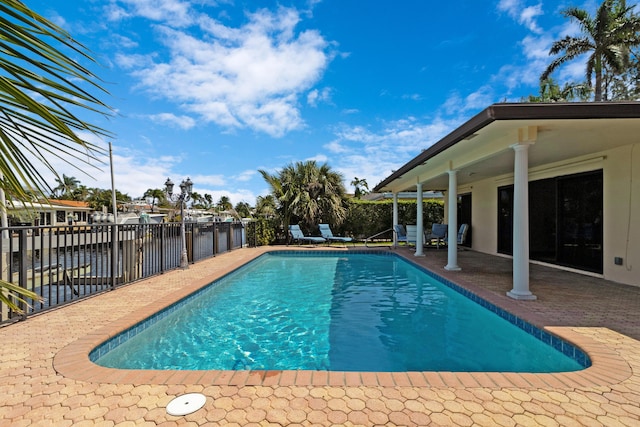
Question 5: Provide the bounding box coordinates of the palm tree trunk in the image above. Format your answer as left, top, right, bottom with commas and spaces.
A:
595, 64, 603, 101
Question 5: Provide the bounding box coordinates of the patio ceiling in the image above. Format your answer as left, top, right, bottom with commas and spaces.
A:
374, 102, 640, 193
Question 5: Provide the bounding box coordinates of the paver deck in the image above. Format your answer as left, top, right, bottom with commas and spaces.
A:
1, 245, 639, 426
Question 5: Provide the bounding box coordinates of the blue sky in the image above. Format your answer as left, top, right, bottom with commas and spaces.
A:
28, 0, 600, 205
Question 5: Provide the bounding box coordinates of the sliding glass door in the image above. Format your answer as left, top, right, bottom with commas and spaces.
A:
497, 170, 603, 273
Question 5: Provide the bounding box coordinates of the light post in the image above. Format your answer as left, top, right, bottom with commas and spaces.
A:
164, 177, 193, 269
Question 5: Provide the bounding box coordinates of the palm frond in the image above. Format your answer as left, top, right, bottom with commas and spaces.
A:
0, 279, 42, 314
0, 0, 113, 205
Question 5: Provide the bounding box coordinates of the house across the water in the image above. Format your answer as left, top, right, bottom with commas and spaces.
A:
7, 200, 92, 227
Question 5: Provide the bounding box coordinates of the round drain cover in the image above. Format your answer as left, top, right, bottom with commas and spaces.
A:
166, 393, 207, 416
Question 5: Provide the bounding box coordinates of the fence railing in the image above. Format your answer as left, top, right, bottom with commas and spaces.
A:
0, 221, 244, 324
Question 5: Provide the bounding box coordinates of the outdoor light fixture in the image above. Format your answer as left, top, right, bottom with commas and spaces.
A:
164, 177, 193, 269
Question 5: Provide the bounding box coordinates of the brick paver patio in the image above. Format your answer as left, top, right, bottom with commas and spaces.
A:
1, 246, 639, 426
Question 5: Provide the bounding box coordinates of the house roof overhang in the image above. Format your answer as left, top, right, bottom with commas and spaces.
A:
373, 102, 640, 193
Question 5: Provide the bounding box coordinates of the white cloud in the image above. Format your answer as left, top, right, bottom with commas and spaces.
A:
497, 0, 544, 33
36, 140, 184, 200
190, 174, 226, 187
198, 188, 256, 206
323, 140, 349, 154
114, 53, 154, 69
111, 34, 139, 49
521, 33, 553, 61
117, 6, 333, 137
147, 113, 196, 129
234, 170, 257, 182
556, 58, 588, 82
519, 5, 544, 33
107, 0, 194, 27
329, 116, 458, 189
307, 87, 332, 106
306, 154, 328, 163
443, 86, 494, 115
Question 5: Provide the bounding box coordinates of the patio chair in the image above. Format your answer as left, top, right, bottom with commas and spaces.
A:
318, 224, 355, 246
425, 223, 447, 249
288, 224, 326, 245
457, 223, 469, 245
393, 224, 415, 246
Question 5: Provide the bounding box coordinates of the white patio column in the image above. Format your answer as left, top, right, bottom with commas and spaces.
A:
507, 138, 537, 300
392, 192, 399, 247
445, 170, 460, 271
415, 183, 424, 256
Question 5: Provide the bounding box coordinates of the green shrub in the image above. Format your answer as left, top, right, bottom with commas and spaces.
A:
248, 198, 444, 245
336, 198, 444, 239
246, 217, 277, 246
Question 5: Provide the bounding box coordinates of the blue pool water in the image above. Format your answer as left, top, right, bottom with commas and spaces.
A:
93, 252, 588, 372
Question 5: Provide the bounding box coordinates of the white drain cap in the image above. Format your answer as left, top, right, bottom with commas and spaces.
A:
166, 393, 207, 416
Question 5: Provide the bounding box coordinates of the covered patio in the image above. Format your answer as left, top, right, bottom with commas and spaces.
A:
374, 102, 640, 299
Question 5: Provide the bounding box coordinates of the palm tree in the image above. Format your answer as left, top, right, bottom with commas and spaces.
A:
86, 188, 130, 212
0, 0, 112, 203
143, 188, 166, 212
217, 196, 232, 212
350, 177, 369, 198
71, 185, 90, 201
541, 0, 640, 101
259, 161, 347, 234
52, 174, 80, 199
0, 1, 112, 312
255, 195, 277, 218
234, 201, 252, 219
202, 194, 213, 210
524, 78, 592, 102
188, 191, 202, 208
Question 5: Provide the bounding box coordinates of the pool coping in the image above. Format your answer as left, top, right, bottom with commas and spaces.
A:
53, 247, 632, 389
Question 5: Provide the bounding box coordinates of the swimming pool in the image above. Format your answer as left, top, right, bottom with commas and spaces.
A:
92, 251, 589, 372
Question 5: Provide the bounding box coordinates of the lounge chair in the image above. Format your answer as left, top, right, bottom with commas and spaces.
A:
425, 223, 447, 249
288, 224, 326, 245
319, 224, 355, 246
393, 225, 415, 246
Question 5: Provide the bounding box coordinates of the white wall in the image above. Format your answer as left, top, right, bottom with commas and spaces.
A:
603, 144, 639, 285
462, 143, 639, 287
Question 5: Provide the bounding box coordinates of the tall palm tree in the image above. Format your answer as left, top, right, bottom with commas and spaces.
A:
0, 0, 112, 312
541, 0, 640, 101
52, 174, 80, 199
